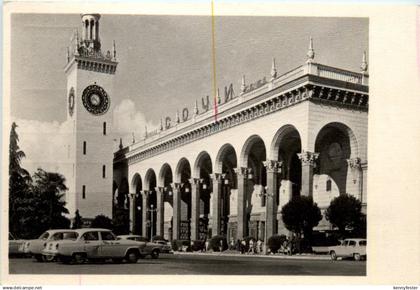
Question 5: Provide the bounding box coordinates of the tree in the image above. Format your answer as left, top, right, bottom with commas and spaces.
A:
91, 214, 113, 229
281, 195, 322, 240
9, 122, 32, 236
112, 208, 129, 235
72, 210, 83, 229
325, 193, 364, 237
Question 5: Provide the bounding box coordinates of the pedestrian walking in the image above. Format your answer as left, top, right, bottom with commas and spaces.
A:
240, 239, 246, 254
204, 239, 209, 252
248, 239, 254, 254
257, 239, 263, 254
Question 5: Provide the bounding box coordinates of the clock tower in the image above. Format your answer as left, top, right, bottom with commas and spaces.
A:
64, 14, 117, 223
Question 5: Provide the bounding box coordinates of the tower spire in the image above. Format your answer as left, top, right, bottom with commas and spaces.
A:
271, 57, 277, 80
113, 40, 117, 61
306, 36, 315, 63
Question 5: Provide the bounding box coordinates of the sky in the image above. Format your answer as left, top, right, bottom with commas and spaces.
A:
10, 13, 368, 174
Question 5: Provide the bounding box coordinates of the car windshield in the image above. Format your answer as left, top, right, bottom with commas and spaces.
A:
39, 232, 50, 240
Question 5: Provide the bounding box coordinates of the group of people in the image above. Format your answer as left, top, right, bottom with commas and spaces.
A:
230, 238, 264, 254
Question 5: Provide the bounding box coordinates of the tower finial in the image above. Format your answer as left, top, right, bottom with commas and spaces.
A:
240, 75, 246, 95
132, 132, 135, 144
271, 57, 277, 80
119, 138, 123, 150
66, 47, 70, 63
217, 88, 221, 104
360, 50, 368, 73
306, 37, 315, 63
113, 40, 117, 60
160, 117, 163, 131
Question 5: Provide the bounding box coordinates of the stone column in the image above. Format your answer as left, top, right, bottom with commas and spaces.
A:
141, 191, 148, 237
190, 178, 200, 241
129, 193, 136, 234
347, 157, 364, 200
210, 173, 222, 237
155, 187, 164, 236
297, 151, 319, 197
263, 160, 282, 239
235, 167, 249, 240
171, 183, 181, 240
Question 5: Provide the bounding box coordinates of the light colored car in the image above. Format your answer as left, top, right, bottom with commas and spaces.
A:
153, 239, 172, 253
9, 233, 26, 257
42, 228, 144, 264
20, 229, 78, 262
117, 235, 162, 258
329, 238, 367, 261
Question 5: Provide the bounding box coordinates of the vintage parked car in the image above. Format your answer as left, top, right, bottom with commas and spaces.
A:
117, 235, 163, 258
42, 228, 146, 264
329, 238, 367, 261
20, 229, 78, 262
9, 233, 26, 257
153, 239, 172, 253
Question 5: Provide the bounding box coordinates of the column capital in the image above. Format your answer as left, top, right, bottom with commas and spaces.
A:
234, 167, 251, 177
297, 150, 319, 167
129, 192, 136, 199
263, 160, 283, 173
347, 157, 361, 169
155, 186, 164, 193
209, 173, 223, 182
188, 178, 200, 185
170, 182, 181, 190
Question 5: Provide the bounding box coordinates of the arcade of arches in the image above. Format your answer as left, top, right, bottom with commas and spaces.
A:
114, 122, 366, 242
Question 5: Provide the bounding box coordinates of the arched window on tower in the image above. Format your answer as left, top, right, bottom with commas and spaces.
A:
83, 141, 86, 155
82, 185, 86, 199
103, 122, 106, 135
102, 165, 106, 178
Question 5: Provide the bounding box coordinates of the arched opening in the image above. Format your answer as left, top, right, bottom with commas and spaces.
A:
314, 122, 356, 195
144, 169, 157, 239
175, 158, 192, 240
215, 144, 237, 239
240, 135, 267, 240
90, 19, 94, 40
130, 173, 143, 235
194, 151, 213, 240
158, 163, 173, 240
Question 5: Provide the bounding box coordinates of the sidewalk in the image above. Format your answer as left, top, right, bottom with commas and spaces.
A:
172, 250, 331, 261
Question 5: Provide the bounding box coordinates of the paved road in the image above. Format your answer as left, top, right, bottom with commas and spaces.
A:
9, 254, 366, 275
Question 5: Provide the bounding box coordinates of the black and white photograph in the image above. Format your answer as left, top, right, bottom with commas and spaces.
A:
2, 1, 420, 287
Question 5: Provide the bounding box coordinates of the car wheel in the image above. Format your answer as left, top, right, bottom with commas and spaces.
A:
354, 253, 361, 261
72, 253, 86, 264
34, 254, 44, 262
43, 255, 55, 262
330, 251, 337, 261
126, 250, 139, 263
151, 249, 159, 259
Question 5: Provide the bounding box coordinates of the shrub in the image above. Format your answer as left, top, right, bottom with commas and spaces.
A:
267, 235, 287, 253
91, 214, 113, 229
191, 240, 205, 252
209, 235, 228, 252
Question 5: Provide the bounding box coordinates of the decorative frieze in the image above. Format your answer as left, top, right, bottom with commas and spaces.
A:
123, 82, 368, 165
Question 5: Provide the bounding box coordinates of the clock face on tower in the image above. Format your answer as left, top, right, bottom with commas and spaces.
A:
82, 84, 110, 115
68, 87, 75, 116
